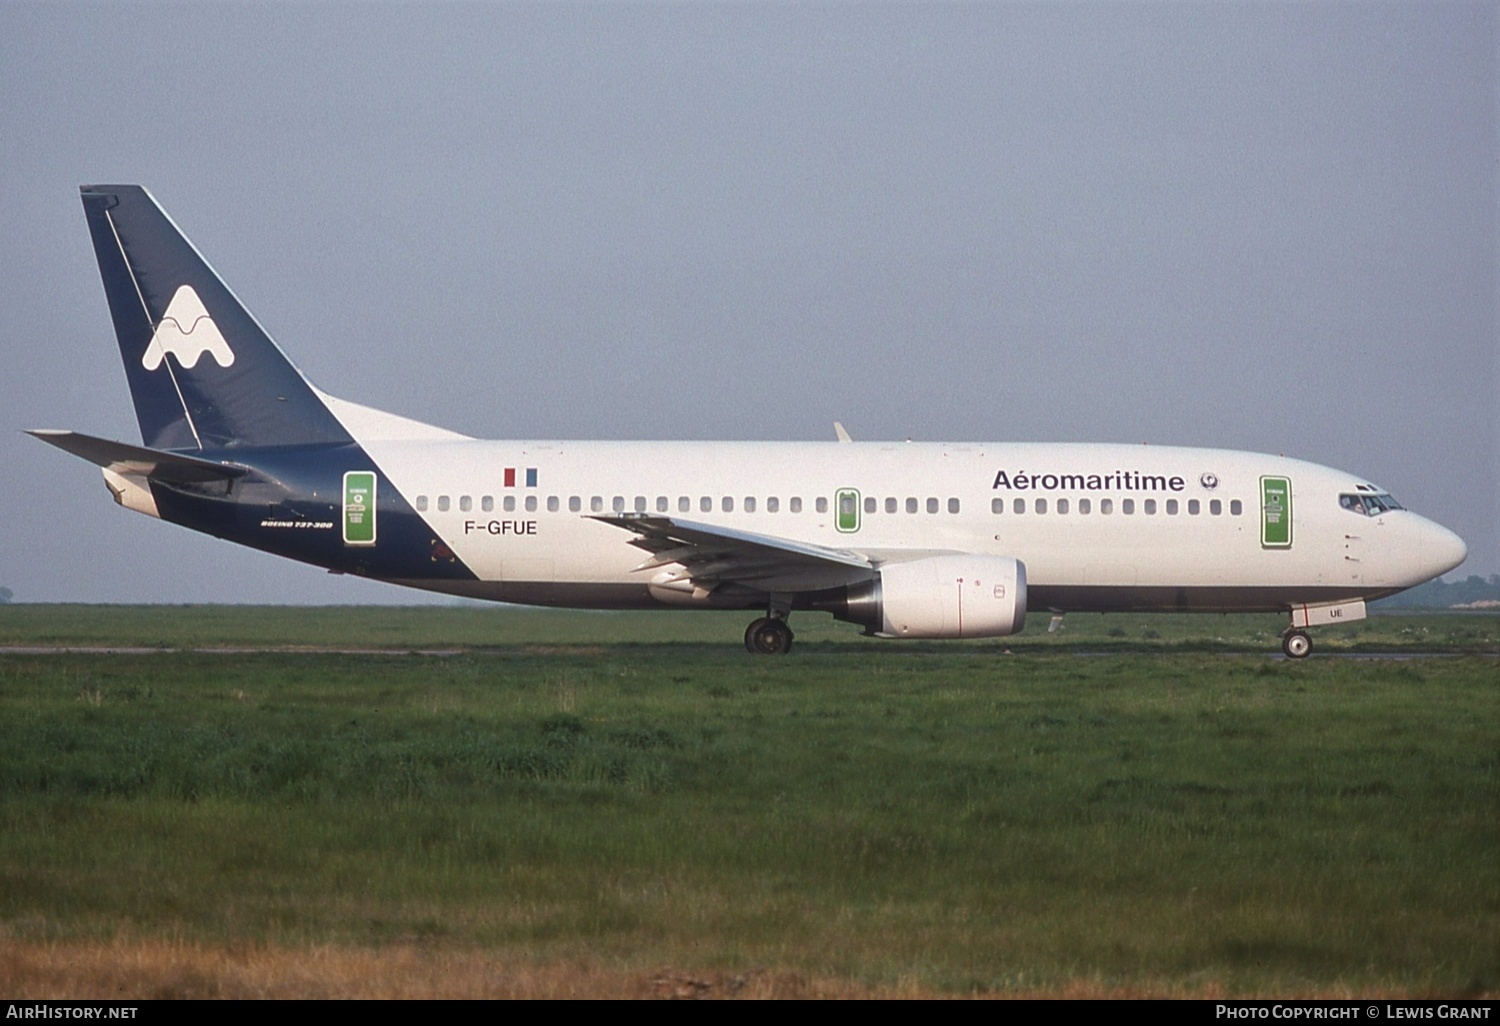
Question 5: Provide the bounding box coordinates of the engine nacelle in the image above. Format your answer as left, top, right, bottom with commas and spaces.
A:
839, 555, 1027, 639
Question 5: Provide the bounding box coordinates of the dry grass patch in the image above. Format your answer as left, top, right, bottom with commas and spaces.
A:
0, 939, 942, 999
4, 940, 1465, 999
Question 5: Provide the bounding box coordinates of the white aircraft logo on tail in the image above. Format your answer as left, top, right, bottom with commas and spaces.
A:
142, 284, 235, 370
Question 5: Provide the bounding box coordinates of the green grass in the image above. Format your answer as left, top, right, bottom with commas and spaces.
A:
0, 611, 1495, 995
1, 603, 1496, 653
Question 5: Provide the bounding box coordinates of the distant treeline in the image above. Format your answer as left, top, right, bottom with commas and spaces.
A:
1375, 574, 1500, 609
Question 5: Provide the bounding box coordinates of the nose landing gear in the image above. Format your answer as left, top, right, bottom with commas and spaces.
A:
1281, 629, 1312, 659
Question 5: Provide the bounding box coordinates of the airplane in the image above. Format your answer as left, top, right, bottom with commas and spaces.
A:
31, 185, 1467, 658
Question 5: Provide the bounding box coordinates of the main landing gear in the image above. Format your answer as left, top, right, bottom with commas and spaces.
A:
1281, 629, 1312, 659
745, 616, 794, 655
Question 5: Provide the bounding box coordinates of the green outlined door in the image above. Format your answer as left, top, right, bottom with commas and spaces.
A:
343, 471, 377, 546
1260, 476, 1291, 548
836, 488, 861, 533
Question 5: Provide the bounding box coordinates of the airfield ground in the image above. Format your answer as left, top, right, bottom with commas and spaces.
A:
0, 606, 1494, 998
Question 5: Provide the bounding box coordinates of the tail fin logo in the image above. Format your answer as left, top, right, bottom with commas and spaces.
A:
142, 285, 236, 371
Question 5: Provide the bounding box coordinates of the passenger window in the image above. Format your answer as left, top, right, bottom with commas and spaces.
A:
767, 497, 779, 513
1013, 498, 1025, 514
657, 496, 668, 513
612, 496, 625, 512
927, 497, 939, 514
634, 496, 647, 513
948, 498, 960, 514
886, 497, 898, 514
791, 497, 803, 513
1230, 499, 1243, 516
459, 496, 472, 512
1057, 498, 1069, 514
722, 496, 734, 513
816, 497, 828, 514
701, 496, 713, 513
906, 497, 918, 514
1101, 498, 1113, 514
525, 496, 537, 512
864, 496, 876, 514
547, 496, 559, 512
1210, 499, 1222, 516
1144, 499, 1156, 515
1166, 499, 1178, 515
992, 498, 1004, 514
590, 496, 603, 513
679, 496, 691, 513
1035, 498, 1047, 514
415, 495, 428, 511
437, 495, 450, 512
1188, 499, 1200, 515
745, 497, 756, 513
1122, 499, 1135, 515
569, 496, 581, 513
1079, 498, 1091, 514
504, 495, 516, 512
482, 496, 495, 512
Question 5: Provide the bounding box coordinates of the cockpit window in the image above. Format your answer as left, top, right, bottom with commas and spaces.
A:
1340, 492, 1403, 516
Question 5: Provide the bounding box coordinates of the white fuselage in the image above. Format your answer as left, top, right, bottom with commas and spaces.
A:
356, 436, 1465, 613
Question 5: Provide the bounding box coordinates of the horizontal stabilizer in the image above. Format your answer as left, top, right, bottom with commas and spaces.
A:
27, 430, 249, 483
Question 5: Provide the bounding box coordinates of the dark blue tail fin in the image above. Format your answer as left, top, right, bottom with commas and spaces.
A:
80, 185, 351, 451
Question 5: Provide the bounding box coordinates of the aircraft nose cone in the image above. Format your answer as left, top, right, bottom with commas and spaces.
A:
1422, 521, 1467, 580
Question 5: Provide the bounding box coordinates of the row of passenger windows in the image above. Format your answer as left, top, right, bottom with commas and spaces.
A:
412, 492, 1243, 518
413, 494, 966, 515
991, 496, 1242, 516
858, 496, 963, 514
416, 494, 829, 514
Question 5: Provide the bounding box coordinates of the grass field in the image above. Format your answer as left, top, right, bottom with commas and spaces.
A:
2, 602, 1497, 652
0, 606, 1495, 997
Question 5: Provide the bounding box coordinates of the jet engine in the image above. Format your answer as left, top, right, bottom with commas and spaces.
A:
837, 554, 1027, 639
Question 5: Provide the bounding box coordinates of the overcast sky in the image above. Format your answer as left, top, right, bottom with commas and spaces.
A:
2, 1, 1494, 604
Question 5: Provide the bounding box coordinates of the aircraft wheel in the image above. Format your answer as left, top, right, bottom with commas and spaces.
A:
745, 617, 794, 655
1281, 630, 1312, 659
745, 618, 769, 653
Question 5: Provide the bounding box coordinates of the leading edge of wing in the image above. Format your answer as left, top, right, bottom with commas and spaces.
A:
589, 513, 875, 593
28, 429, 249, 483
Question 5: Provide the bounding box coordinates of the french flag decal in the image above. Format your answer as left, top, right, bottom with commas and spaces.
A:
503, 468, 538, 488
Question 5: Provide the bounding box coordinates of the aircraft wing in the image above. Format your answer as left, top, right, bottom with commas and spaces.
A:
589, 514, 876, 594
28, 430, 249, 483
